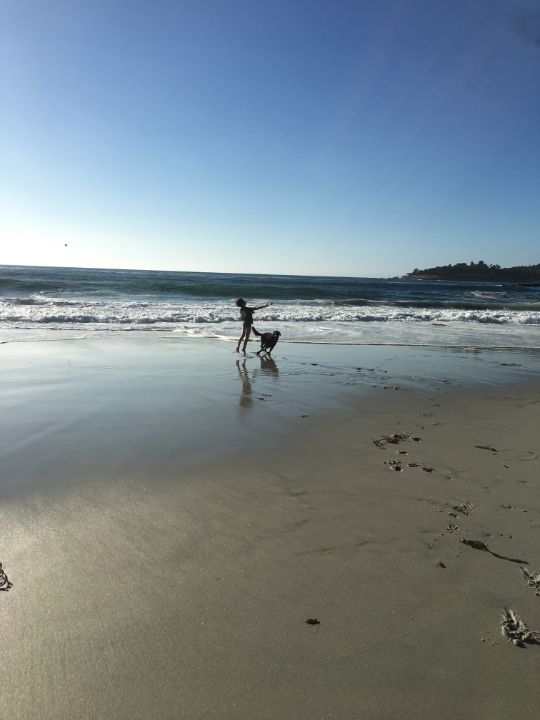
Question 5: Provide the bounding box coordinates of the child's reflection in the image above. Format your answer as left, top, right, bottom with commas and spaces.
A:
236, 356, 279, 412
236, 358, 253, 411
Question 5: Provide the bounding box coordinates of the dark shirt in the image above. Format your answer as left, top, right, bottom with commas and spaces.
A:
240, 307, 254, 324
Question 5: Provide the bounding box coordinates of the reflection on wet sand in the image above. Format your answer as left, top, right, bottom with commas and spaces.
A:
259, 355, 279, 377
236, 358, 253, 410
236, 356, 279, 412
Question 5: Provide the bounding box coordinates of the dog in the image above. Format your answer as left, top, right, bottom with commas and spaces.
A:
252, 327, 281, 355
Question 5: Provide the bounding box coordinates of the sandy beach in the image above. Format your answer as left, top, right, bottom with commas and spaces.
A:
1, 336, 540, 719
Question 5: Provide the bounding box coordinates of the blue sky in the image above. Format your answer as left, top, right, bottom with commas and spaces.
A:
1, 0, 539, 276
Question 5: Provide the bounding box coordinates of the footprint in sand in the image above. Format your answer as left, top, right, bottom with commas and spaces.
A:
384, 459, 403, 472
521, 567, 540, 596
501, 608, 540, 647
0, 563, 12, 591
452, 501, 474, 516
373, 432, 422, 448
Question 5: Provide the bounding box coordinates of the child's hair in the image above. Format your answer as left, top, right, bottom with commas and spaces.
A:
236, 298, 245, 307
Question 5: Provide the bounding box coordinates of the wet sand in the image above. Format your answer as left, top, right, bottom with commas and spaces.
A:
1, 336, 540, 719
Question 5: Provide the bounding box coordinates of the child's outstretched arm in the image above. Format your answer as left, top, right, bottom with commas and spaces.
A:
251, 302, 272, 311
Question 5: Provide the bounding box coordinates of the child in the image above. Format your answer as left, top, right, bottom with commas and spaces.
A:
235, 298, 271, 353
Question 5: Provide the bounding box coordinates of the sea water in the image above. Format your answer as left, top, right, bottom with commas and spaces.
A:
1, 265, 540, 348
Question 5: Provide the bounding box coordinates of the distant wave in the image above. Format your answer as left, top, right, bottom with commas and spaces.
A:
0, 274, 383, 301
337, 298, 540, 311
8, 295, 540, 312
2, 267, 540, 307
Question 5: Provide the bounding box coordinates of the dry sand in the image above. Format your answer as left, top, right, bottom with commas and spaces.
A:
1, 339, 540, 719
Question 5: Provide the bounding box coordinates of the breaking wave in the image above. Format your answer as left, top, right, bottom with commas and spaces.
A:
1, 297, 539, 327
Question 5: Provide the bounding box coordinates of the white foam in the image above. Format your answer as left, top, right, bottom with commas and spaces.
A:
2, 298, 540, 348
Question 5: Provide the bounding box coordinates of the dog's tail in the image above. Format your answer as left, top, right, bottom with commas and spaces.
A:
251, 326, 261, 336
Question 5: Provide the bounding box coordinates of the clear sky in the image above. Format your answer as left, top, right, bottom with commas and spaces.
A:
1, 0, 539, 277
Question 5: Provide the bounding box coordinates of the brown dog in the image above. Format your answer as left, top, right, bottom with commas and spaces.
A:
252, 328, 281, 355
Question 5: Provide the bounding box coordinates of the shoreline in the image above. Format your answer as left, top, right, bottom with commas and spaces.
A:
3, 320, 540, 350
1, 336, 540, 718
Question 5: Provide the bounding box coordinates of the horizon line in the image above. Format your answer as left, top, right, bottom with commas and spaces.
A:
0, 262, 399, 281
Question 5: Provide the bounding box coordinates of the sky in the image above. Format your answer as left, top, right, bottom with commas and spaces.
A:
1, 0, 539, 277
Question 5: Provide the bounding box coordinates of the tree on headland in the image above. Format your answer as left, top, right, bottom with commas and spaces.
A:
405, 262, 540, 282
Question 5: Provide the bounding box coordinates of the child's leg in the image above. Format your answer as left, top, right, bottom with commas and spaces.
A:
242, 325, 252, 352
236, 326, 246, 352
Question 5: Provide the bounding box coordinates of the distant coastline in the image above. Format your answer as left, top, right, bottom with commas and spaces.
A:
404, 261, 540, 285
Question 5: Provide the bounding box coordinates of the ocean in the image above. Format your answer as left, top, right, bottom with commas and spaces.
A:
1, 265, 540, 348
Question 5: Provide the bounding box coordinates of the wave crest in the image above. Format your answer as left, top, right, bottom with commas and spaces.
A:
2, 298, 540, 326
